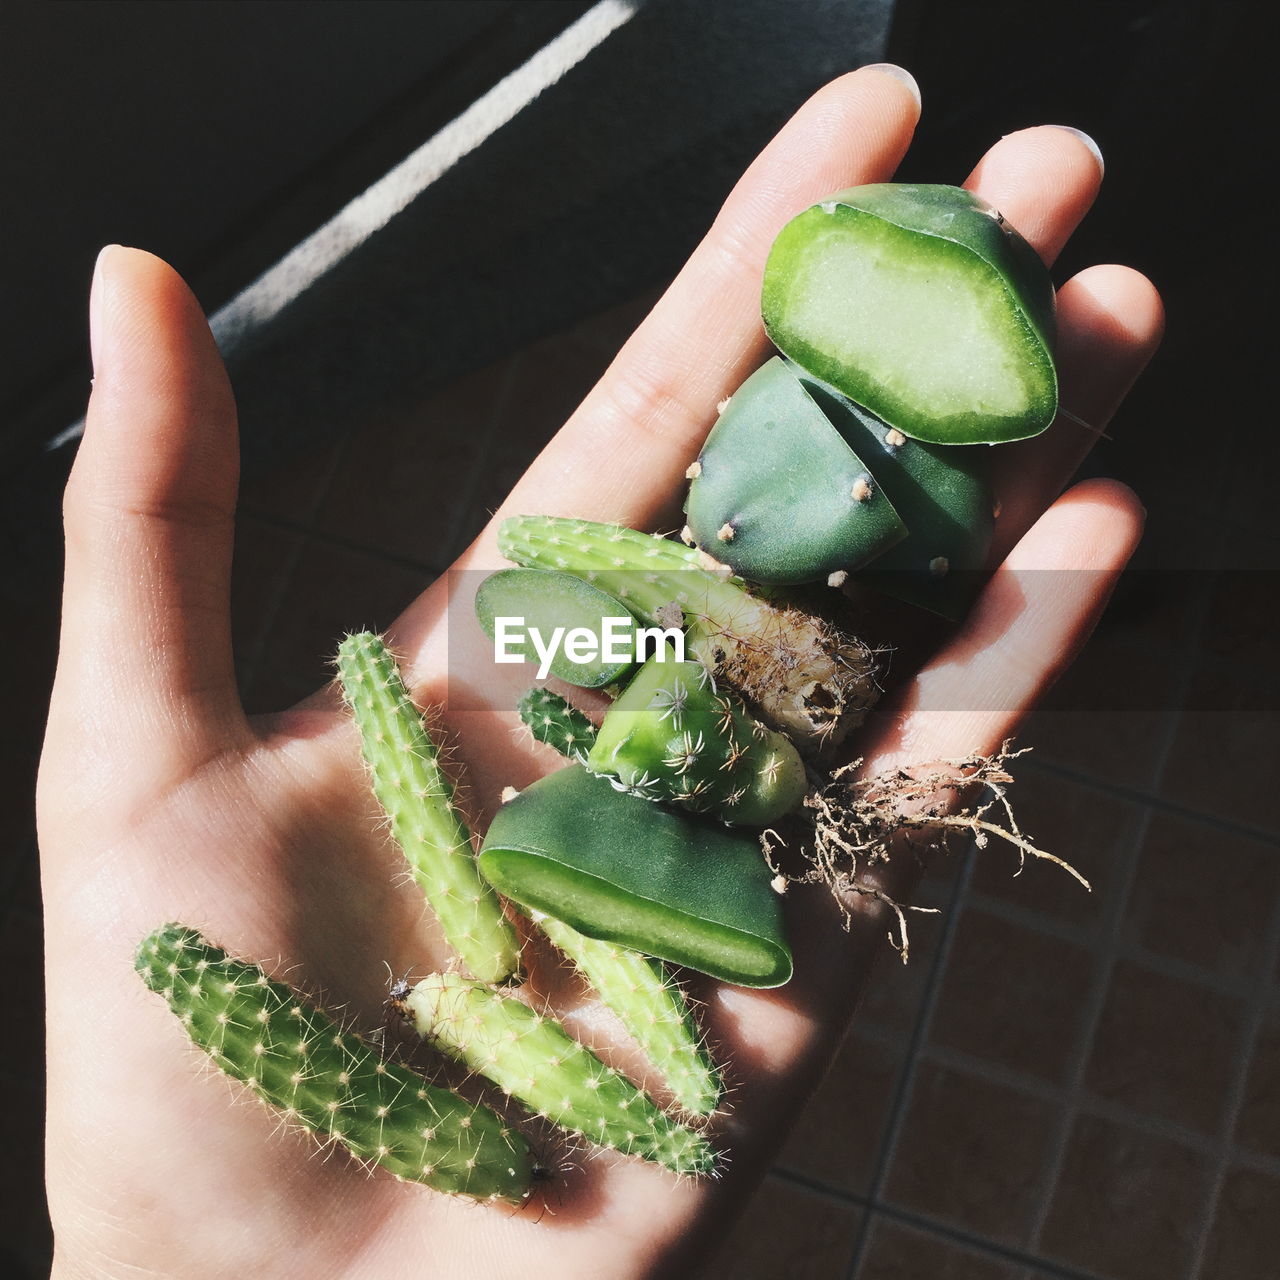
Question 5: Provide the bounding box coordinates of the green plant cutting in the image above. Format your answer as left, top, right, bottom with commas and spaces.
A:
140, 183, 1088, 1204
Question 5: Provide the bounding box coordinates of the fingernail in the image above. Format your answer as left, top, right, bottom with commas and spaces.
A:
861, 63, 921, 108
89, 244, 120, 377
1048, 125, 1104, 176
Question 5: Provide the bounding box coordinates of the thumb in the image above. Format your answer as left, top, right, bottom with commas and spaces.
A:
49, 247, 248, 772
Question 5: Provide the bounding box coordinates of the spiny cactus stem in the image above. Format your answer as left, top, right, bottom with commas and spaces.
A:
497, 516, 878, 751
336, 632, 521, 985
533, 911, 721, 1117
137, 923, 533, 1203
586, 655, 805, 825
517, 686, 597, 763
407, 973, 717, 1177
498, 514, 750, 621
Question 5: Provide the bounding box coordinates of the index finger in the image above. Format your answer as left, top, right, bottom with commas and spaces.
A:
477, 64, 923, 541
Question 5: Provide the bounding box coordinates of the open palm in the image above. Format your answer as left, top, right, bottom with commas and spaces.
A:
38, 68, 1162, 1279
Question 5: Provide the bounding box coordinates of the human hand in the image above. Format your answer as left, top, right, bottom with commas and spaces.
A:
37, 66, 1162, 1278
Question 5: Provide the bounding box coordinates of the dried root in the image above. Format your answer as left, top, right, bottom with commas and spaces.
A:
765, 741, 1087, 962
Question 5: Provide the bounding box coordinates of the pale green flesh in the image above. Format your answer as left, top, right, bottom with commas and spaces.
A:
475, 568, 640, 688
481, 851, 784, 984
770, 208, 1052, 441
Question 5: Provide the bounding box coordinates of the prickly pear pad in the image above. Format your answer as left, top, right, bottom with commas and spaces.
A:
479, 765, 793, 988
764, 184, 1056, 445
685, 356, 907, 584
793, 367, 995, 619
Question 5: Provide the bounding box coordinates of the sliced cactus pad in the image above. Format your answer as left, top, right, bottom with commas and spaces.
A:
479, 765, 792, 988
763, 183, 1056, 445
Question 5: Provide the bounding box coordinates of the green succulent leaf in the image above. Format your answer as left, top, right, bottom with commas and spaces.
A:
763, 183, 1056, 445
792, 366, 996, 619
476, 568, 642, 688
684, 356, 907, 585
479, 765, 793, 988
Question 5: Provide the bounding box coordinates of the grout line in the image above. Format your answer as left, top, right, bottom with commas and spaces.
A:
1027, 469, 1235, 1274
235, 442, 351, 690
914, 1042, 1280, 1178
769, 1165, 864, 1205
442, 349, 526, 563
966, 889, 1276, 1003
842, 843, 977, 1278
862, 1201, 1110, 1280
1136, 464, 1255, 1280
774, 1166, 1109, 1280
1185, 866, 1280, 1278
1023, 755, 1280, 849
236, 505, 448, 579
1024, 805, 1149, 1255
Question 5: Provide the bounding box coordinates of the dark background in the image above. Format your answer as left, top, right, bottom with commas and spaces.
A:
1, 1, 1274, 1277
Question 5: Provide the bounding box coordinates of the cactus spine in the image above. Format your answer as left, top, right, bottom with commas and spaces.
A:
517, 686, 597, 763
497, 515, 878, 753
533, 911, 721, 1117
587, 652, 805, 825
337, 632, 521, 985
406, 973, 717, 1176
137, 924, 533, 1202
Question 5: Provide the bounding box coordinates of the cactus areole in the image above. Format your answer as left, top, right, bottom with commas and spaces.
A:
479, 765, 793, 988
763, 183, 1057, 445
684, 356, 996, 615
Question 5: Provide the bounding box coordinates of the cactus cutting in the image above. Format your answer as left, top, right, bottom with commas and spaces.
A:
497, 513, 880, 752
586, 649, 806, 825
129, 164, 1102, 1225
532, 912, 722, 1117
336, 631, 521, 985
762, 183, 1057, 444
404, 973, 717, 1176
479, 764, 793, 988
518, 685, 598, 762
136, 924, 533, 1202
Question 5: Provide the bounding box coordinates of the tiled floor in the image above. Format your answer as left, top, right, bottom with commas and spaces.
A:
3, 287, 1277, 1278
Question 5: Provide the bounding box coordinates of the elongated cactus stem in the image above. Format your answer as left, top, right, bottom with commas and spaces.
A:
337, 632, 521, 984
497, 516, 877, 752
533, 911, 721, 1116
406, 973, 717, 1176
136, 923, 533, 1203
